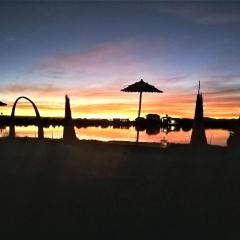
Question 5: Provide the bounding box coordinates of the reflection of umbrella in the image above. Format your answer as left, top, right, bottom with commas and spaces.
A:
121, 79, 163, 118
0, 101, 7, 106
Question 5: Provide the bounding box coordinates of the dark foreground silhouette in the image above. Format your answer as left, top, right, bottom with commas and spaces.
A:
0, 138, 239, 238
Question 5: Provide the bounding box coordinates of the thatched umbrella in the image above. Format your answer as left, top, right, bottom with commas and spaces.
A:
0, 101, 7, 106
121, 79, 163, 118
0, 101, 7, 117
0, 101, 7, 133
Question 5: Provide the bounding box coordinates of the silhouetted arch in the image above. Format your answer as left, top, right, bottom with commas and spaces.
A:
9, 96, 44, 139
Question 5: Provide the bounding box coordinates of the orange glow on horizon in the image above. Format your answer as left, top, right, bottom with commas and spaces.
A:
0, 91, 239, 120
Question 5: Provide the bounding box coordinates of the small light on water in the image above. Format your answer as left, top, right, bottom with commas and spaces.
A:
160, 137, 168, 148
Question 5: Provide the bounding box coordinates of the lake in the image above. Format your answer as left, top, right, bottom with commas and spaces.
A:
0, 125, 231, 146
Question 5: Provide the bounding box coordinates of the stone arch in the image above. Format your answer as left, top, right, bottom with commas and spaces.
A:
9, 96, 44, 139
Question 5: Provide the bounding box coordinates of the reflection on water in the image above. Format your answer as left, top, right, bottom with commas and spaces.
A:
205, 129, 230, 146
0, 127, 8, 138
0, 126, 230, 146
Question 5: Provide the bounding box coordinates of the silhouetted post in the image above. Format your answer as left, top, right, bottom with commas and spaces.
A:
9, 121, 15, 139
136, 130, 140, 143
138, 92, 142, 118
190, 81, 207, 146
63, 95, 76, 142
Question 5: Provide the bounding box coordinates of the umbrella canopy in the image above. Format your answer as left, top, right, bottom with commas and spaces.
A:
121, 79, 163, 119
0, 101, 7, 106
121, 79, 162, 93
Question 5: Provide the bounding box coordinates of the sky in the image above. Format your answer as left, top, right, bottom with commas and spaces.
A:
0, 0, 240, 119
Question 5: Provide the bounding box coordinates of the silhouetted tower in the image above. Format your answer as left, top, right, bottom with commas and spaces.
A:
63, 95, 76, 142
190, 81, 207, 145
194, 81, 204, 121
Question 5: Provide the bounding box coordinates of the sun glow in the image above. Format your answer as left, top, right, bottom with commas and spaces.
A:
0, 89, 239, 120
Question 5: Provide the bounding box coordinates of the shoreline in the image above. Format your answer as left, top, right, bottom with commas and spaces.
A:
0, 115, 238, 131
0, 136, 227, 149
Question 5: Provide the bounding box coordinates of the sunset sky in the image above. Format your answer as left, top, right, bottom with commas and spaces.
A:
0, 1, 240, 119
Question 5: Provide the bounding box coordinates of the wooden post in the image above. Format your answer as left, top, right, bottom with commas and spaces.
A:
138, 92, 142, 118
136, 130, 139, 143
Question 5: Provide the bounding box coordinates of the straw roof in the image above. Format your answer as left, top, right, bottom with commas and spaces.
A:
0, 101, 7, 106
121, 79, 163, 93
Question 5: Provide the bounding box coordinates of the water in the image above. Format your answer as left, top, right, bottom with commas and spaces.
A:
0, 125, 231, 146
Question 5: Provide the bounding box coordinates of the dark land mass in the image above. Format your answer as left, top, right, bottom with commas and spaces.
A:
0, 115, 238, 131
0, 137, 239, 238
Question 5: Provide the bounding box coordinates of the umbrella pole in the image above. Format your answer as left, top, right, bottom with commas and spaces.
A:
138, 92, 142, 118
136, 130, 139, 143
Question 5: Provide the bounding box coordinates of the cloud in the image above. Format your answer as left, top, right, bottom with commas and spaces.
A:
201, 73, 240, 96
31, 40, 151, 87
0, 83, 64, 96
29, 37, 177, 94
206, 88, 240, 96
158, 2, 240, 25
